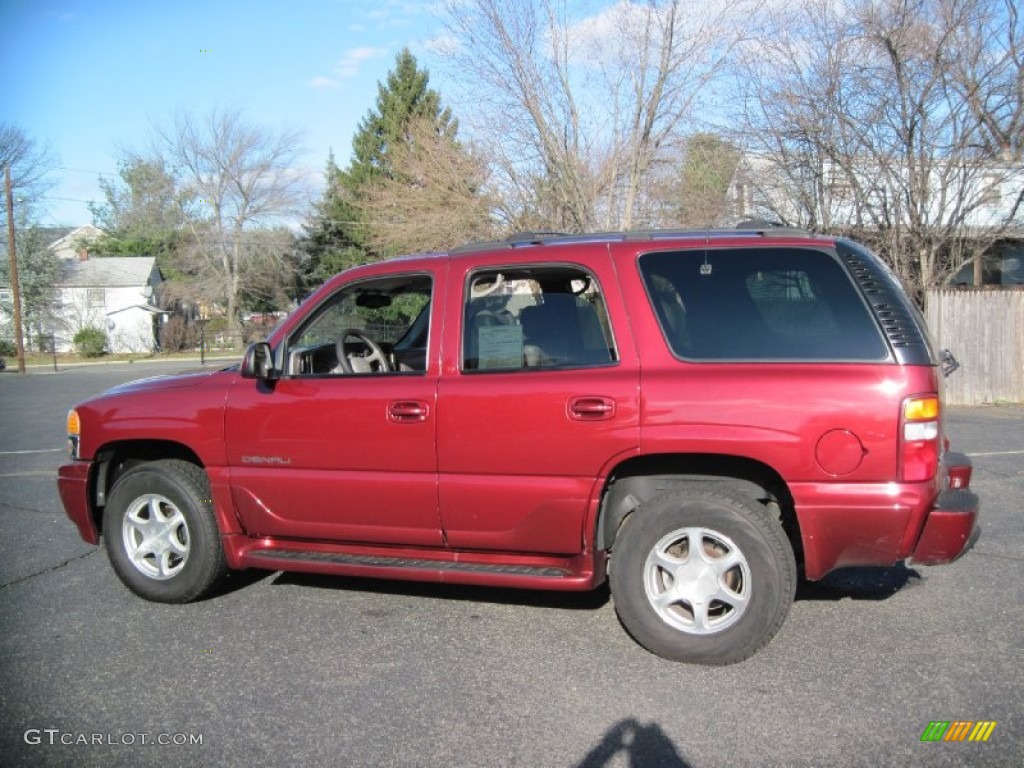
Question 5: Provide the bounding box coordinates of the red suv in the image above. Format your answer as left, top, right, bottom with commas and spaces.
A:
58, 228, 979, 664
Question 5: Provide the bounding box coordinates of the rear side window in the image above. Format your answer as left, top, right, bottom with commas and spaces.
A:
639, 247, 889, 361
462, 265, 617, 371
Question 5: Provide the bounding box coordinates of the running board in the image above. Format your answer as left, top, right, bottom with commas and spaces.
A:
228, 541, 605, 592
253, 548, 570, 577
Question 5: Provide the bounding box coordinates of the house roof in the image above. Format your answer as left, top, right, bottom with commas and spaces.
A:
47, 225, 104, 258
59, 257, 160, 288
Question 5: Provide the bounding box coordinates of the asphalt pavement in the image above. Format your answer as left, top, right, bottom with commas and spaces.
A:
0, 360, 1021, 767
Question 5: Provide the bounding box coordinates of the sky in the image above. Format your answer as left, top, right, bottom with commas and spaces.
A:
1, 0, 453, 227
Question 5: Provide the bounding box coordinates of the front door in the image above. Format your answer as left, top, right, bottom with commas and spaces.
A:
224, 271, 444, 546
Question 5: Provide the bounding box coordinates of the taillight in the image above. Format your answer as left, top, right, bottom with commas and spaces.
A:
900, 395, 940, 482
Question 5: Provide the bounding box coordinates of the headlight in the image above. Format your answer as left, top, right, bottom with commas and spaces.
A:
67, 409, 81, 460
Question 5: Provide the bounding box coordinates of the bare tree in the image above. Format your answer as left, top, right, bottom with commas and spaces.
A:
0, 123, 56, 207
439, 0, 756, 232
153, 108, 307, 327
356, 115, 496, 254
731, 0, 1023, 296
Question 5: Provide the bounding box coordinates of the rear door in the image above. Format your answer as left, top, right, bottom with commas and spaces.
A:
436, 252, 640, 555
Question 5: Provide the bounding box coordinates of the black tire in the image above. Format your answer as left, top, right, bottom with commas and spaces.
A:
103, 459, 227, 603
609, 486, 796, 664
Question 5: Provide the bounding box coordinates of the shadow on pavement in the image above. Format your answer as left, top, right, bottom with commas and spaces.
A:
797, 563, 923, 601
269, 570, 612, 611
574, 719, 691, 768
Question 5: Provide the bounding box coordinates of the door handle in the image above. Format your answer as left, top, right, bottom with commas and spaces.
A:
389, 400, 430, 423
568, 396, 616, 421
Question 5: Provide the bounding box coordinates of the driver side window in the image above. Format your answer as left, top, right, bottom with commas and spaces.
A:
288, 274, 432, 376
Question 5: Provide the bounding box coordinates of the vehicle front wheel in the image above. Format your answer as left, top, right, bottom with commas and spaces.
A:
610, 487, 796, 664
103, 459, 227, 603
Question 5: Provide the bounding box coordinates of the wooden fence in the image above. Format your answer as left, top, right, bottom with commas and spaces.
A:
925, 287, 1024, 405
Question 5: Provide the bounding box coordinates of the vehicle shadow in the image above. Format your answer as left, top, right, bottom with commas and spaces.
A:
269, 570, 612, 611
222, 563, 921, 607
796, 563, 923, 602
204, 567, 278, 600
574, 719, 692, 768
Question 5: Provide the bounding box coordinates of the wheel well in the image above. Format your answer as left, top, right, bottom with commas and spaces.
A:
597, 454, 802, 564
90, 441, 205, 534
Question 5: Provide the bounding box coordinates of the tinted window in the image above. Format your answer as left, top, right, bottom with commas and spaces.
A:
639, 247, 888, 361
462, 265, 617, 371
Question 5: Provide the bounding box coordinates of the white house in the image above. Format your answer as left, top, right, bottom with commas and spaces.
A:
54, 253, 164, 353
46, 225, 104, 260
726, 152, 1024, 284
2, 227, 165, 354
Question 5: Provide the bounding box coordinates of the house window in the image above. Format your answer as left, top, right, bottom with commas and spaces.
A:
733, 182, 747, 216
0, 288, 11, 304
980, 175, 1001, 207
827, 166, 851, 199
86, 288, 105, 307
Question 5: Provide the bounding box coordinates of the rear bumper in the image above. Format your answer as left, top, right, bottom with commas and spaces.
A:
57, 461, 99, 545
909, 487, 980, 565
794, 452, 980, 579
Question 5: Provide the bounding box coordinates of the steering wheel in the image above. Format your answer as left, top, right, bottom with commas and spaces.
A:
335, 329, 391, 374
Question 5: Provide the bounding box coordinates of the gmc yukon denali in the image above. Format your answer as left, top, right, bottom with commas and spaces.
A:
58, 227, 980, 664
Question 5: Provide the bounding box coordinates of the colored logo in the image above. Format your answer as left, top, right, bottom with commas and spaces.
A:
921, 721, 997, 742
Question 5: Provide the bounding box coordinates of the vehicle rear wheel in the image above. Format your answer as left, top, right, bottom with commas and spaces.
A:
103, 459, 227, 603
610, 487, 796, 664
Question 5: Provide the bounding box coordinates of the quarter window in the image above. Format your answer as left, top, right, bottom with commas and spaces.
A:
639, 247, 888, 361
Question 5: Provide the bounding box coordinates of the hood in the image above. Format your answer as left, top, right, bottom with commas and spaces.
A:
104, 365, 235, 396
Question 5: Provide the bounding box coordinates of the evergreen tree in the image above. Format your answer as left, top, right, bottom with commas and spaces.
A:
299, 152, 364, 290
301, 48, 456, 279
346, 47, 455, 190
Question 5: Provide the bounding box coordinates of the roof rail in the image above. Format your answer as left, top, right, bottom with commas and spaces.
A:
449, 225, 815, 254
449, 231, 568, 255
733, 219, 812, 237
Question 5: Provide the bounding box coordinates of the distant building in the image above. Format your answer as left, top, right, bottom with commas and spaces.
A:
1, 226, 164, 354
726, 153, 1024, 286
54, 250, 164, 353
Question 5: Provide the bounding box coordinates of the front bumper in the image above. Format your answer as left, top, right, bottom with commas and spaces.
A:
57, 461, 99, 545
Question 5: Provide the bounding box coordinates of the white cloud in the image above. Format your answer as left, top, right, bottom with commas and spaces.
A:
422, 34, 460, 57
308, 46, 389, 90
308, 76, 340, 90
335, 46, 389, 78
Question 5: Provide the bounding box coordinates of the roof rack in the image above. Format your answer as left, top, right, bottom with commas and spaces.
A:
448, 224, 814, 254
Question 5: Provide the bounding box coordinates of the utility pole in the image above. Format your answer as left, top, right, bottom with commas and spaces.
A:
5, 164, 27, 373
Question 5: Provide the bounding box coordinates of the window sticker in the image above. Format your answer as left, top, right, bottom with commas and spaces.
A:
477, 324, 523, 369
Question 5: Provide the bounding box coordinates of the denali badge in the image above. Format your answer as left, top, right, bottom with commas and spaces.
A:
240, 456, 292, 465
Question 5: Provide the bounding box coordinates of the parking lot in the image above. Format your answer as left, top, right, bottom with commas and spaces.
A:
1, 361, 1021, 767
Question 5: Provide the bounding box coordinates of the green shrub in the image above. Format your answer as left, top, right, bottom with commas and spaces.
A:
73, 327, 107, 357
0, 338, 15, 357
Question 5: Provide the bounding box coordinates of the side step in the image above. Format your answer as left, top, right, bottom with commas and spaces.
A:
228, 540, 605, 592
253, 548, 569, 578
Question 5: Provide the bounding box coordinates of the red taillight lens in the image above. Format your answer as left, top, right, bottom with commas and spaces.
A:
900, 395, 940, 482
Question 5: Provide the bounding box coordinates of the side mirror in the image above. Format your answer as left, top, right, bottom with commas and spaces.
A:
241, 342, 280, 381
939, 348, 960, 378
